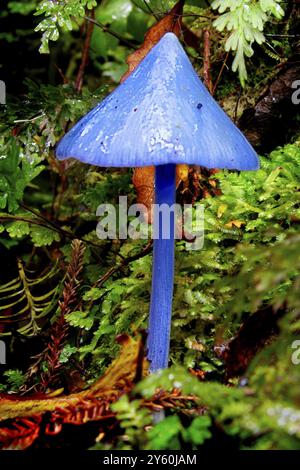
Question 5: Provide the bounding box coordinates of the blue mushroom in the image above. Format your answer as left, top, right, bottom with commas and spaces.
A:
56, 32, 259, 373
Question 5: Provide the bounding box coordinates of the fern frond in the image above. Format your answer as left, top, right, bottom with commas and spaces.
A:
0, 260, 60, 337
36, 239, 86, 392
212, 0, 285, 85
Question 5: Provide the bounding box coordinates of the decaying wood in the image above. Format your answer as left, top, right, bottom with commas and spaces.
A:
239, 57, 300, 152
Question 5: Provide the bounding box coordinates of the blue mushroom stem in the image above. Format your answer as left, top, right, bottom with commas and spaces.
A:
147, 163, 176, 372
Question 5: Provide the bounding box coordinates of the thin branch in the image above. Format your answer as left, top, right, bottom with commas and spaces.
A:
84, 241, 153, 316
75, 9, 95, 93
7, 203, 102, 249
95, 241, 153, 288
13, 113, 45, 124
19, 202, 67, 235
212, 51, 230, 95
130, 0, 159, 19
142, 0, 160, 20
203, 29, 213, 93
265, 33, 300, 37
181, 13, 214, 19
2, 204, 150, 259
84, 16, 137, 49
234, 90, 242, 123
0, 214, 57, 231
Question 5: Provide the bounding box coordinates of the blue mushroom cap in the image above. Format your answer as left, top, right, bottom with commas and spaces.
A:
56, 33, 259, 170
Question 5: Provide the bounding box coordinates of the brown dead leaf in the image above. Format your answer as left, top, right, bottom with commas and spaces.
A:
122, 1, 190, 216
0, 335, 147, 423
121, 0, 185, 83
132, 166, 155, 223
176, 164, 189, 185
122, 1, 210, 216
0, 334, 198, 449
224, 220, 245, 229
132, 165, 189, 223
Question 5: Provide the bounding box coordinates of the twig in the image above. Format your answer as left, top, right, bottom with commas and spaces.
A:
84, 16, 137, 49
84, 242, 153, 329
203, 29, 213, 94
95, 241, 153, 288
75, 10, 95, 93
19, 202, 67, 235
234, 90, 242, 123
142, 0, 160, 20
2, 203, 148, 257
181, 13, 214, 19
18, 203, 105, 249
0, 214, 57, 231
54, 64, 68, 84
265, 33, 300, 37
13, 113, 45, 124
212, 51, 230, 95
32, 240, 86, 393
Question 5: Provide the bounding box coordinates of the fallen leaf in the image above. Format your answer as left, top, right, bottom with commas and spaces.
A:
121, 0, 185, 83
176, 164, 189, 185
224, 220, 245, 229
122, 1, 190, 216
132, 167, 155, 223
132, 164, 189, 223
0, 336, 147, 449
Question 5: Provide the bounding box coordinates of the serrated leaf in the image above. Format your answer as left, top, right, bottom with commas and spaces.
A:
59, 345, 77, 364
6, 221, 30, 238
66, 310, 94, 330
83, 287, 103, 301
30, 225, 60, 247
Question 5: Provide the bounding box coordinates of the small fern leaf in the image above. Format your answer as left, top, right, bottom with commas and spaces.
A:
0, 260, 60, 337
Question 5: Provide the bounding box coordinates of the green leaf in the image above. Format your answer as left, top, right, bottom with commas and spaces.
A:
147, 416, 182, 450
59, 344, 78, 364
30, 225, 60, 247
6, 220, 30, 238
83, 287, 103, 301
212, 0, 284, 85
97, 0, 133, 24
0, 139, 44, 212
34, 0, 92, 53
182, 416, 212, 445
66, 310, 94, 330
0, 369, 26, 392
127, 7, 149, 42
